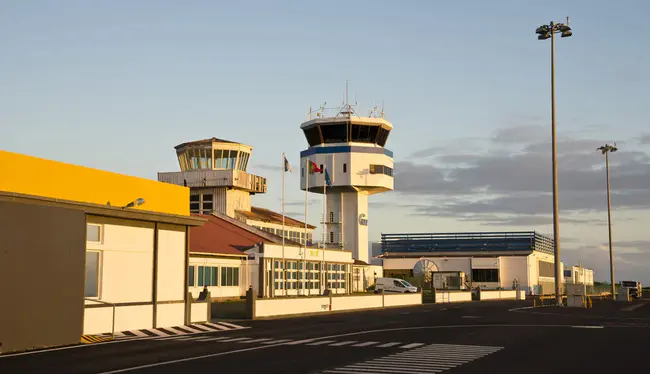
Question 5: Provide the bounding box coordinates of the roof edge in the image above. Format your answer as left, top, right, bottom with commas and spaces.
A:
0, 191, 206, 227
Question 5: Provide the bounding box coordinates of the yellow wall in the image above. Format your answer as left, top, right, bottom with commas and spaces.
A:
0, 150, 189, 216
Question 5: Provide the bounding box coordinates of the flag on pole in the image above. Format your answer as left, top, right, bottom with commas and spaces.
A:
324, 168, 332, 187
309, 161, 322, 174
284, 156, 292, 173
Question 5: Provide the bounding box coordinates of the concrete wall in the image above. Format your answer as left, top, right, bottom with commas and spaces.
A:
0, 149, 189, 216
479, 290, 518, 300
190, 302, 209, 323
255, 297, 331, 318
252, 292, 422, 318
84, 305, 153, 335
383, 293, 422, 307
0, 201, 86, 354
434, 291, 473, 304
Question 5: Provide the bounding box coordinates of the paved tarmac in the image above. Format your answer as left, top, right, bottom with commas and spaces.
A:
2, 298, 649, 374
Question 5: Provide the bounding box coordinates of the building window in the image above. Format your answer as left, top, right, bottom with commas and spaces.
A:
202, 193, 213, 212
538, 261, 555, 278
301, 167, 304, 177
343, 163, 347, 173
189, 266, 195, 286
329, 212, 334, 223
472, 269, 499, 283
85, 251, 100, 297
274, 261, 284, 290
87, 224, 102, 243
320, 164, 323, 174
197, 266, 219, 286
221, 267, 240, 287
563, 270, 572, 278
190, 194, 200, 212
327, 263, 346, 289
329, 231, 334, 243
369, 164, 393, 176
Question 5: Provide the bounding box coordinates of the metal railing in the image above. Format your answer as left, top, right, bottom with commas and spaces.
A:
84, 298, 116, 339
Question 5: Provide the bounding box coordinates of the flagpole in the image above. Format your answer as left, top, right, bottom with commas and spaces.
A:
282, 152, 286, 296
303, 158, 309, 296
323, 165, 327, 249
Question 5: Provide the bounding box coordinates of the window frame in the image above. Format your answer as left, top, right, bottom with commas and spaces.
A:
86, 223, 103, 243
84, 250, 101, 298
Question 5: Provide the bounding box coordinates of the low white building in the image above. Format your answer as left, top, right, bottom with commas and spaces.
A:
380, 231, 564, 295
564, 265, 595, 286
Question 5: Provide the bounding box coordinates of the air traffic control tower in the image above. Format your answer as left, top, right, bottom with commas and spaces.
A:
300, 101, 394, 263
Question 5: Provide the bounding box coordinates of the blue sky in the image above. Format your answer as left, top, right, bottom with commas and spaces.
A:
2, 0, 649, 283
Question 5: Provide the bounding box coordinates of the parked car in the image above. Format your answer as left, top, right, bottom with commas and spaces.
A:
376, 278, 419, 293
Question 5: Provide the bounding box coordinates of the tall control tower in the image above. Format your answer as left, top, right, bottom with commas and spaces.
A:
300, 99, 394, 263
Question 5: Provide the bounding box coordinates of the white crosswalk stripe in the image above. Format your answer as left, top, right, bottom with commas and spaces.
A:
330, 341, 357, 347
308, 340, 337, 346
320, 343, 503, 373
351, 341, 379, 347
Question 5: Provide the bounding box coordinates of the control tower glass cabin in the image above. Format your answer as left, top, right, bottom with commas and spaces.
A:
299, 114, 394, 263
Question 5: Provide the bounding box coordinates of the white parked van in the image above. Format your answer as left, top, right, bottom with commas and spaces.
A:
376, 278, 419, 293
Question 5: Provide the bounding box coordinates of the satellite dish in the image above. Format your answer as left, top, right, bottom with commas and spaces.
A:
413, 259, 439, 281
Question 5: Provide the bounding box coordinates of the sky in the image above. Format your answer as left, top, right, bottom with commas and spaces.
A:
2, 0, 649, 283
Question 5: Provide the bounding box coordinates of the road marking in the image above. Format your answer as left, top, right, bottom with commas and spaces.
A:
216, 321, 245, 329
351, 341, 379, 347
321, 343, 503, 373
218, 337, 251, 343
200, 337, 231, 342
622, 303, 646, 311
571, 326, 604, 329
308, 340, 337, 346
261, 339, 292, 344
82, 325, 619, 372
400, 343, 425, 349
238, 338, 273, 344
376, 342, 402, 348
330, 341, 357, 346
284, 339, 316, 345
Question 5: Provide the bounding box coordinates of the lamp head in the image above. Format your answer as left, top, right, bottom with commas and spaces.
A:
538, 33, 551, 40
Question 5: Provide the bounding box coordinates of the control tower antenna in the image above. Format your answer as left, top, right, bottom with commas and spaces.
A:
345, 80, 350, 118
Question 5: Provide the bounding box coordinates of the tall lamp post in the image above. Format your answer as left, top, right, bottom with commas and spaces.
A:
598, 143, 618, 300
535, 17, 573, 306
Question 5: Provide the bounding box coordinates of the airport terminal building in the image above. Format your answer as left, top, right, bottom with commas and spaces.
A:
380, 231, 561, 295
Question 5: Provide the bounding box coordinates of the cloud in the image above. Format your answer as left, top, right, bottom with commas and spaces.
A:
491, 125, 547, 144
394, 129, 650, 216
639, 134, 650, 145
250, 164, 281, 172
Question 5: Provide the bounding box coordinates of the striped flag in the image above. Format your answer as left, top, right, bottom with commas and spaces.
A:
284, 156, 292, 173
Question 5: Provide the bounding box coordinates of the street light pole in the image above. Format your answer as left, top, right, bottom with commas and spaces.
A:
536, 17, 572, 307
598, 143, 618, 300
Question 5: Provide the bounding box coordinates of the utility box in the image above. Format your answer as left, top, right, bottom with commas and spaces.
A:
617, 287, 631, 302
566, 283, 586, 308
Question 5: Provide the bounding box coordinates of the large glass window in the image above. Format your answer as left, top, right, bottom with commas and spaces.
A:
221, 267, 239, 287
303, 127, 322, 146
350, 124, 379, 143
538, 261, 555, 278
197, 266, 219, 286
87, 224, 101, 243
472, 269, 499, 282
85, 251, 100, 297
369, 164, 393, 176
214, 150, 224, 168
319, 124, 347, 144
189, 266, 195, 286
376, 127, 390, 146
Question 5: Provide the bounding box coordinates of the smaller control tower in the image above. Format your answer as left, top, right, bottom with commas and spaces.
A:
300, 98, 394, 263
158, 137, 267, 217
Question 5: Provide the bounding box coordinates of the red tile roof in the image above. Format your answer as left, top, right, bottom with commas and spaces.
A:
189, 213, 305, 257
236, 206, 316, 229
190, 214, 266, 257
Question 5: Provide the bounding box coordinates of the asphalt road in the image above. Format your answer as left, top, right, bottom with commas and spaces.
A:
2, 298, 650, 374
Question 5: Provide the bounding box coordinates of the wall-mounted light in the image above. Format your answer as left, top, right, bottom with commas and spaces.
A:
123, 198, 146, 209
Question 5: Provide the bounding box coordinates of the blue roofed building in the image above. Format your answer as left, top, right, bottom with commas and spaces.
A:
378, 231, 562, 295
